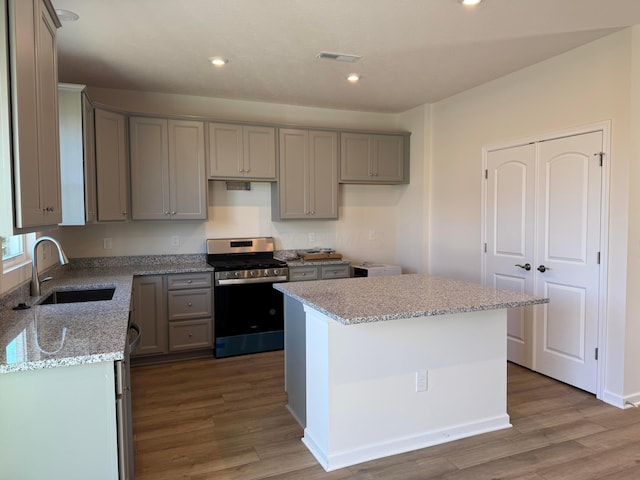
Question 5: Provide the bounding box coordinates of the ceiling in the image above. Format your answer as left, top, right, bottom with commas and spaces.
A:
51, 0, 640, 113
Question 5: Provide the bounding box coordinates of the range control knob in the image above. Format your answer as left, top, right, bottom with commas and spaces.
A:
234, 271, 241, 278
250, 270, 257, 277
264, 270, 270, 277
273, 269, 280, 276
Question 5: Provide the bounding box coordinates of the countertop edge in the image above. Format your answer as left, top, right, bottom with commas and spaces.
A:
0, 351, 124, 374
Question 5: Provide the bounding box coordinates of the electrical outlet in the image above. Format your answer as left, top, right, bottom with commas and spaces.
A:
368, 230, 376, 241
416, 371, 428, 392
308, 232, 316, 243
171, 236, 180, 247
103, 238, 112, 250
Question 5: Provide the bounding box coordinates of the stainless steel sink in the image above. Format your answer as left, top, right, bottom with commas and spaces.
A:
40, 287, 116, 305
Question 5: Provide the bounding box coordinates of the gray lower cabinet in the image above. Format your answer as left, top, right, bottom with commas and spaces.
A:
132, 272, 213, 359
272, 128, 338, 220
288, 263, 350, 282
131, 275, 167, 357
167, 273, 213, 352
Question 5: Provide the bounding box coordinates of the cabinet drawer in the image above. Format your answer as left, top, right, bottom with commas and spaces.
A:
289, 266, 319, 282
169, 319, 212, 351
321, 264, 350, 279
167, 273, 212, 290
168, 289, 212, 320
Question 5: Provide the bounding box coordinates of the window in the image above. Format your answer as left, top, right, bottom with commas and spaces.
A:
1, 234, 28, 270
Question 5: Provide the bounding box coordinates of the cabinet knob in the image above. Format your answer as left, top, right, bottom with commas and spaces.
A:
187, 280, 192, 283
188, 302, 193, 307
164, 211, 170, 215
188, 333, 193, 338
122, 211, 127, 215
171, 211, 176, 215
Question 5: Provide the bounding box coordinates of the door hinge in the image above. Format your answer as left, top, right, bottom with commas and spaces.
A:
597, 251, 601, 264
484, 169, 488, 179
595, 348, 599, 360
595, 152, 605, 166
484, 243, 487, 253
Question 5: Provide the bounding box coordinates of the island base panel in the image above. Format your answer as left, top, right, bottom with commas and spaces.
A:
301, 306, 511, 471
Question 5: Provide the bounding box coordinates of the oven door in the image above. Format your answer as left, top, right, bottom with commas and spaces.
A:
214, 280, 285, 358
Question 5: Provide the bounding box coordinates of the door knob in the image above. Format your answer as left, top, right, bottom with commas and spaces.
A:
537, 265, 550, 273
515, 263, 531, 271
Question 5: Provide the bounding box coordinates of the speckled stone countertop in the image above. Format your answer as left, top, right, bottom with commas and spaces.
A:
274, 250, 350, 267
0, 256, 213, 374
274, 274, 548, 325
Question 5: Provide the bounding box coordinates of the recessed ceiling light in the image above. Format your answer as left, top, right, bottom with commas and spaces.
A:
209, 57, 228, 67
458, 0, 483, 5
55, 9, 79, 21
346, 74, 361, 83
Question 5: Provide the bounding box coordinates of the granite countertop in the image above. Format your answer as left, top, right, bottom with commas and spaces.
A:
274, 250, 350, 267
274, 274, 548, 325
0, 257, 213, 374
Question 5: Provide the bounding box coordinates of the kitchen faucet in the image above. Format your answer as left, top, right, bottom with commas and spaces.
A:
31, 236, 69, 297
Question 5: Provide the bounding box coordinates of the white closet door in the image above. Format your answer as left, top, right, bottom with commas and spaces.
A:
486, 143, 536, 368
534, 131, 602, 394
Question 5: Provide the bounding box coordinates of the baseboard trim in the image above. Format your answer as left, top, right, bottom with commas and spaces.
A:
303, 414, 512, 472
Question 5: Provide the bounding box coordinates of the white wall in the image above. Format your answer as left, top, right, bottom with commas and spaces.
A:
53, 89, 427, 271
428, 29, 634, 404
623, 27, 640, 404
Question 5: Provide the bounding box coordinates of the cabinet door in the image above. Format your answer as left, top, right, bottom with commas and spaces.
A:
308, 130, 338, 219
130, 117, 170, 220
243, 126, 276, 180
373, 134, 405, 182
169, 119, 206, 220
9, 0, 61, 229
277, 129, 309, 219
95, 109, 129, 221
35, 0, 61, 224
340, 132, 372, 182
132, 276, 167, 356
340, 132, 408, 184
207, 123, 243, 178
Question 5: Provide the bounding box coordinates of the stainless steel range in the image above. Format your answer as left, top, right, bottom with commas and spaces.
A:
206, 237, 288, 358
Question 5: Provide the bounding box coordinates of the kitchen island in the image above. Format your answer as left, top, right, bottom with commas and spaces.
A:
275, 274, 548, 471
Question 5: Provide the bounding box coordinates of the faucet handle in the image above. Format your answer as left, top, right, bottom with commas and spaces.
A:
40, 276, 53, 284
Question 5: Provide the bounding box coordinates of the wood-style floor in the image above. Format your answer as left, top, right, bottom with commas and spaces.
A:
131, 351, 640, 479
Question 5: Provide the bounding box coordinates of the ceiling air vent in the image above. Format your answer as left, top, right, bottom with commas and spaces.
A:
317, 52, 361, 63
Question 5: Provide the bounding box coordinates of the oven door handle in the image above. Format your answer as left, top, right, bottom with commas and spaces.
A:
216, 276, 288, 286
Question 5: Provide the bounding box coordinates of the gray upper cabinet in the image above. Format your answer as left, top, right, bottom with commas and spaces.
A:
95, 108, 129, 221
58, 84, 96, 225
273, 128, 338, 220
340, 132, 409, 184
208, 123, 276, 180
6, 0, 61, 231
130, 117, 207, 220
